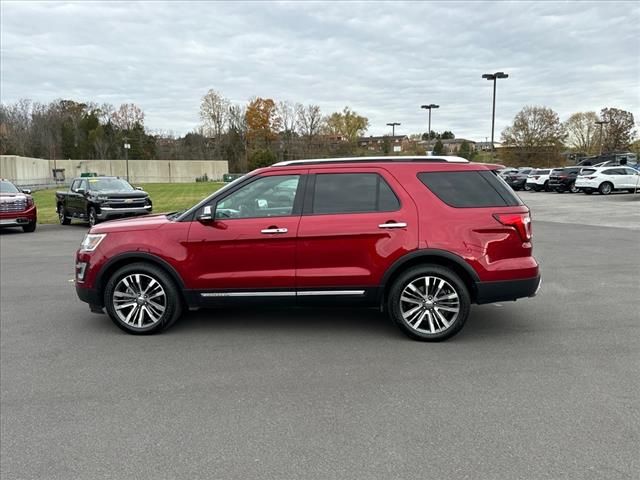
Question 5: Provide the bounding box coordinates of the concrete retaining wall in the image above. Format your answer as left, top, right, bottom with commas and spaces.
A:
0, 156, 229, 187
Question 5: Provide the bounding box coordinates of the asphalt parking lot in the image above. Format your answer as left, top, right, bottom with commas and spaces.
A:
1, 192, 639, 479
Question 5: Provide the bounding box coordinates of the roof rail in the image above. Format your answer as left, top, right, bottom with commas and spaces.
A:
272, 156, 469, 166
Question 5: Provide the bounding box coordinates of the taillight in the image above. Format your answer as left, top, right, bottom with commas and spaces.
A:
493, 212, 532, 242
533, 176, 540, 179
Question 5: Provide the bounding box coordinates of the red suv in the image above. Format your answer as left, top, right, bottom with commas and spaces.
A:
75, 157, 540, 341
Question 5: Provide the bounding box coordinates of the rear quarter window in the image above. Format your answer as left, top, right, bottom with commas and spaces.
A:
417, 171, 523, 208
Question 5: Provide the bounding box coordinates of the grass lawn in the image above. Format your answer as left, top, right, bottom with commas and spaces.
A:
32, 182, 224, 224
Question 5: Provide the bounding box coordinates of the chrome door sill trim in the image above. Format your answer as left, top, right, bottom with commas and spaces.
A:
200, 290, 365, 298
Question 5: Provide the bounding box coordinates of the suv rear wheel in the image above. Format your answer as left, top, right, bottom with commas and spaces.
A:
388, 265, 470, 341
104, 262, 182, 334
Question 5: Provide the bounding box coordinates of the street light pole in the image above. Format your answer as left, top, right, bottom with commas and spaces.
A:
482, 72, 508, 150
595, 120, 609, 156
123, 137, 131, 181
420, 104, 439, 151
386, 122, 401, 137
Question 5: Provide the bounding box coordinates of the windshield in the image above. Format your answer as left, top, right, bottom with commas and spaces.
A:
87, 178, 134, 192
0, 181, 20, 193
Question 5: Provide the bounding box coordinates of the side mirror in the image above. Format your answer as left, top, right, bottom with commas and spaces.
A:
76, 188, 86, 195
198, 205, 214, 224
21, 189, 31, 195
135, 186, 143, 191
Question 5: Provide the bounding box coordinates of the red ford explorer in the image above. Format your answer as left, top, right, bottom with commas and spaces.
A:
75, 157, 541, 341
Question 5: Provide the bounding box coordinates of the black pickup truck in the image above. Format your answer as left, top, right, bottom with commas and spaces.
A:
56, 177, 153, 226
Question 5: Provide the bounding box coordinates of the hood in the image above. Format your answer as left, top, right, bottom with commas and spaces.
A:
90, 213, 170, 234
87, 190, 148, 198
0, 192, 28, 201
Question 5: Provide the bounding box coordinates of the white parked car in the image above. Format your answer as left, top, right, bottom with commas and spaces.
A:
575, 167, 640, 195
525, 169, 553, 191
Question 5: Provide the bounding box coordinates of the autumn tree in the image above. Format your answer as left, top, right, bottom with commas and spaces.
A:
245, 97, 281, 147
563, 112, 599, 154
600, 107, 636, 153
324, 107, 369, 142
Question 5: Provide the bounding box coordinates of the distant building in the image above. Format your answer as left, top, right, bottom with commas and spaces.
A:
358, 135, 411, 153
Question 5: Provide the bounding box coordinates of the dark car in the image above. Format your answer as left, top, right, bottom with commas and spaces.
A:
56, 177, 152, 226
0, 179, 37, 233
504, 168, 534, 191
75, 156, 541, 341
548, 167, 582, 193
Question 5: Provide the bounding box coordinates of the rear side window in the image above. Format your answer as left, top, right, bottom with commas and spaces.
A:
311, 173, 400, 214
418, 171, 523, 208
538, 169, 550, 174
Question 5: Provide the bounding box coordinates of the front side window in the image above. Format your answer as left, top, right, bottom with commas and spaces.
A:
310, 173, 400, 214
71, 180, 81, 192
215, 175, 300, 219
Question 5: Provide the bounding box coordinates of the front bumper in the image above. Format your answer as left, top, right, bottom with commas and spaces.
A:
475, 274, 542, 304
0, 206, 37, 227
96, 205, 152, 220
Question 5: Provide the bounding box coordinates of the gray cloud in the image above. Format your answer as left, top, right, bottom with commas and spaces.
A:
1, 1, 638, 140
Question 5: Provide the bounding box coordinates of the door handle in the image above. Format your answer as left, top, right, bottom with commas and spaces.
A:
261, 228, 288, 234
378, 222, 407, 229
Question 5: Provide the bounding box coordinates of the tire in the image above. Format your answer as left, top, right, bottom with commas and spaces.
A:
104, 262, 183, 335
555, 188, 564, 193
58, 205, 71, 225
598, 182, 613, 195
569, 182, 579, 194
584, 189, 593, 195
543, 181, 549, 192
387, 265, 471, 342
88, 207, 98, 227
22, 221, 36, 233
524, 184, 532, 191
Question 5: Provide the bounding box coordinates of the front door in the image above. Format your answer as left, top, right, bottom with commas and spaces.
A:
185, 172, 306, 296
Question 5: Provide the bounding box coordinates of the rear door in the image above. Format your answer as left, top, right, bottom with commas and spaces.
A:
296, 167, 418, 297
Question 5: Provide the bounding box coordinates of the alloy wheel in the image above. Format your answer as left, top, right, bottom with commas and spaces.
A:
399, 276, 460, 334
112, 273, 167, 329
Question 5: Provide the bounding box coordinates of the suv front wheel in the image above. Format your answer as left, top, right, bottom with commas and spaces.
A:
388, 265, 470, 341
104, 262, 182, 334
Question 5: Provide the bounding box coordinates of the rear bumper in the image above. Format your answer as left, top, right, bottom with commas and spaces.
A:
475, 274, 541, 304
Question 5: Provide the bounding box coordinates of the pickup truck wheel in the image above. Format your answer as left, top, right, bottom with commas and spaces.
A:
22, 221, 36, 233
104, 263, 182, 335
88, 207, 98, 227
387, 265, 470, 342
58, 206, 71, 225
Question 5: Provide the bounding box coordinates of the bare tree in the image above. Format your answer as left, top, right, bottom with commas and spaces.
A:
111, 103, 145, 131
199, 89, 230, 157
600, 107, 636, 153
564, 112, 599, 154
295, 103, 323, 139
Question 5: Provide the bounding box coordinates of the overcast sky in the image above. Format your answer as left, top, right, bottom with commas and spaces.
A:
1, 1, 639, 140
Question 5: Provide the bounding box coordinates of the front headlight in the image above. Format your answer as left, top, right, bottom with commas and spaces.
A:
80, 233, 107, 252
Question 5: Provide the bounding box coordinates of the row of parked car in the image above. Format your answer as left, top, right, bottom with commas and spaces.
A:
499, 163, 640, 195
